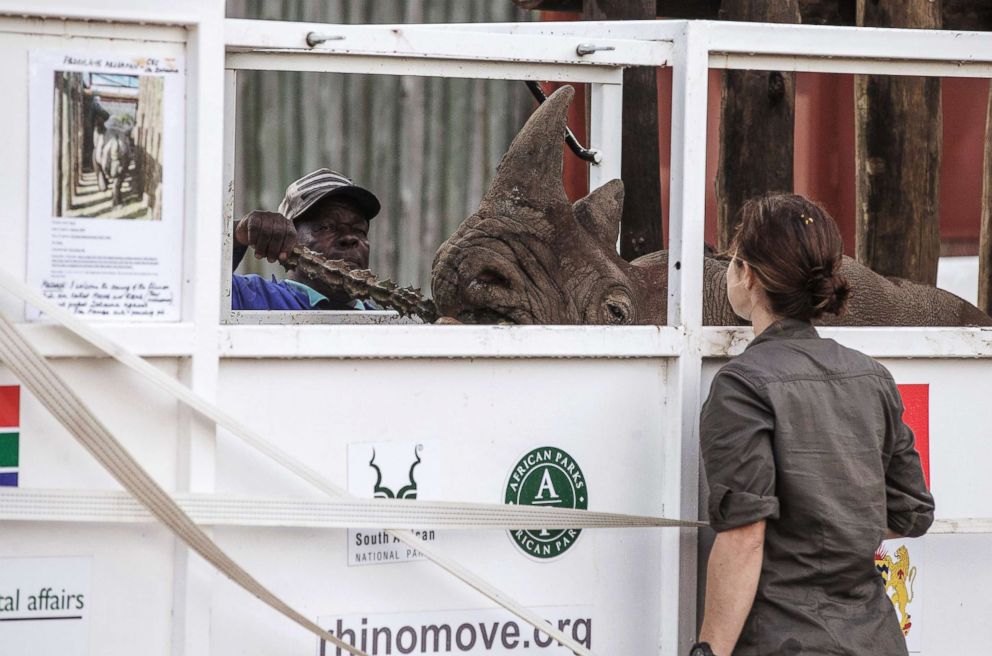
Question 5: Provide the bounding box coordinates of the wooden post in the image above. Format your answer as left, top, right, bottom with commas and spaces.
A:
583, 0, 663, 260
980, 82, 992, 315
855, 0, 942, 285
716, 0, 801, 250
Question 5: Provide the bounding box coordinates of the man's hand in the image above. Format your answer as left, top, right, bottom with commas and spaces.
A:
234, 211, 298, 263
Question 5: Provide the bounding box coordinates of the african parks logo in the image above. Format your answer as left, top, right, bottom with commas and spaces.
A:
504, 446, 587, 559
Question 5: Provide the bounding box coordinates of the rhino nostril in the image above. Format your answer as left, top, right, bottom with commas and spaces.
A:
472, 268, 511, 290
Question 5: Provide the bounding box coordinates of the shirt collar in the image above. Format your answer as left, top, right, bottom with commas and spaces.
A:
281, 278, 368, 310
282, 278, 330, 308
746, 317, 819, 350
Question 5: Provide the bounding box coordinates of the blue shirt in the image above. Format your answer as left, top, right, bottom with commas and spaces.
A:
231, 274, 374, 311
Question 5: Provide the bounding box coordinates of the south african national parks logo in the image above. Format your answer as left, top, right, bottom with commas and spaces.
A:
504, 446, 587, 560
369, 447, 420, 499
347, 441, 439, 567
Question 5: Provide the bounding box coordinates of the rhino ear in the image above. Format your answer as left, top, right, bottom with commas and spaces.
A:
481, 85, 573, 210
573, 179, 624, 249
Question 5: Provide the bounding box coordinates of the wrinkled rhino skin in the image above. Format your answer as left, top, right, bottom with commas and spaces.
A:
431, 86, 991, 328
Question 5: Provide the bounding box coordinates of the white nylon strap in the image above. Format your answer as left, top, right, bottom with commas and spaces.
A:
0, 312, 368, 656
0, 487, 704, 529
0, 269, 626, 656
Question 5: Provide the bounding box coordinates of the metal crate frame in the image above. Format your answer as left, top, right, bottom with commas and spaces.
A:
1, 3, 991, 654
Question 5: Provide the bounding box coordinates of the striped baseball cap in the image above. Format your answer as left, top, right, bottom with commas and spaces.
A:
278, 168, 381, 224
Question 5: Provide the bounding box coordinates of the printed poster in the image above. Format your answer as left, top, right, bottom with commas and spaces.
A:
27, 51, 185, 320
347, 440, 440, 566
0, 556, 92, 656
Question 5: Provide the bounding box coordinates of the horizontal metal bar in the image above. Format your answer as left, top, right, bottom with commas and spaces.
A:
929, 518, 992, 535
225, 18, 672, 68
702, 327, 992, 359
703, 21, 992, 65
226, 309, 407, 326
0, 16, 187, 41
711, 53, 992, 78
12, 322, 991, 360
411, 19, 687, 42
422, 19, 992, 67
226, 51, 625, 83
17, 322, 196, 358
0, 1, 199, 25
220, 325, 684, 359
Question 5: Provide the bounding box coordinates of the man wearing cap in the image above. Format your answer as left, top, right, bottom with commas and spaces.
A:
231, 168, 381, 311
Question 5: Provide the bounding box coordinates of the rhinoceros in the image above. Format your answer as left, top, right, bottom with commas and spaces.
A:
92, 115, 134, 208
431, 86, 991, 327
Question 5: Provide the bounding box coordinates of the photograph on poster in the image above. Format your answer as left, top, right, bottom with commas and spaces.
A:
28, 51, 184, 321
51, 71, 164, 221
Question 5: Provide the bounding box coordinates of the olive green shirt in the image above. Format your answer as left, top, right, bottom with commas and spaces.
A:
700, 319, 934, 656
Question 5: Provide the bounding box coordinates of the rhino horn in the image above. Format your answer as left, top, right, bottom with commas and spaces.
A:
574, 179, 624, 249
481, 85, 573, 210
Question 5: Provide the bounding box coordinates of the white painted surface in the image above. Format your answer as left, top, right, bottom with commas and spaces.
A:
0, 359, 181, 490
224, 19, 671, 68
663, 21, 713, 651
0, 6, 989, 656
208, 358, 667, 655
588, 82, 623, 190
937, 256, 979, 307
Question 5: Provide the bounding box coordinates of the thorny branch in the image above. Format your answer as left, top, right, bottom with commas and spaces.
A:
282, 245, 438, 323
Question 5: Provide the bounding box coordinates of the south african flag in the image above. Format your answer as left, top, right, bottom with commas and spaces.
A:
0, 385, 19, 487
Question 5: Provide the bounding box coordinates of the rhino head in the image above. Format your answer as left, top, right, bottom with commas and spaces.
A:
431, 86, 663, 325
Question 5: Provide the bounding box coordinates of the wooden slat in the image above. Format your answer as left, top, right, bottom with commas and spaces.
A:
855, 0, 942, 285
583, 0, 663, 260
716, 0, 801, 250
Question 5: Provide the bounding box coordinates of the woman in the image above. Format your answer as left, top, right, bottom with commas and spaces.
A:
690, 194, 934, 656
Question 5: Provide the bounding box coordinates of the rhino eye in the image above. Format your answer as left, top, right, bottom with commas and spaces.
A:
603, 291, 633, 325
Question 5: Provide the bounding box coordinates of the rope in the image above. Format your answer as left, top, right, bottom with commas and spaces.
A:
0, 311, 369, 656
0, 487, 704, 529
0, 268, 631, 656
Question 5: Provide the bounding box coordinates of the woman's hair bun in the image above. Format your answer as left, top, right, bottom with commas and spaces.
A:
809, 269, 851, 319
